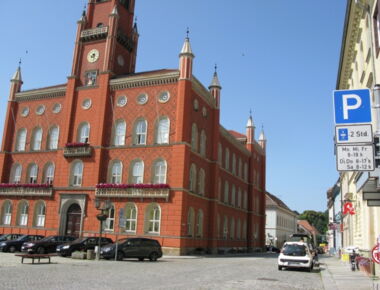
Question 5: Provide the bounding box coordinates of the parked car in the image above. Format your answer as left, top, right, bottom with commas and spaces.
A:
0, 234, 23, 242
0, 235, 44, 253
266, 245, 280, 253
278, 241, 314, 272
57, 237, 113, 257
100, 238, 162, 261
21, 235, 75, 254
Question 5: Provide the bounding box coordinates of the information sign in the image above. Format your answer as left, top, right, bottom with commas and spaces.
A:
335, 124, 373, 144
372, 245, 380, 264
336, 144, 375, 171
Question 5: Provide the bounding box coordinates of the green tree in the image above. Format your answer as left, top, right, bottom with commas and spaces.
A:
298, 210, 328, 234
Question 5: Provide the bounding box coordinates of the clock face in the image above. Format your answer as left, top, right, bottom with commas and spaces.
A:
117, 55, 125, 66
87, 49, 100, 63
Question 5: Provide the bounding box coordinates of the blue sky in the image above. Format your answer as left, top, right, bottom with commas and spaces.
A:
0, 0, 347, 213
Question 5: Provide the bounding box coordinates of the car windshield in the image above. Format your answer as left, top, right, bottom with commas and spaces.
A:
72, 238, 86, 243
40, 236, 56, 242
283, 244, 307, 256
16, 235, 29, 241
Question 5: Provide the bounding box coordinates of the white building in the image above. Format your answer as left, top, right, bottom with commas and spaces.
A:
265, 192, 298, 248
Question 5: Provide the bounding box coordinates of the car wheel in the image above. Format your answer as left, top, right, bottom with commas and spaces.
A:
138, 257, 144, 261
278, 266, 282, 271
9, 246, 16, 253
149, 252, 159, 262
308, 266, 313, 272
116, 251, 124, 261
37, 247, 45, 254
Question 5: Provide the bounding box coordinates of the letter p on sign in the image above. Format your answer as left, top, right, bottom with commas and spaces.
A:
334, 89, 372, 124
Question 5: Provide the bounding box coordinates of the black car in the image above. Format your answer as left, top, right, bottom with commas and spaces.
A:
56, 237, 113, 257
21, 235, 75, 254
0, 234, 23, 242
0, 235, 44, 253
266, 245, 280, 253
100, 238, 162, 261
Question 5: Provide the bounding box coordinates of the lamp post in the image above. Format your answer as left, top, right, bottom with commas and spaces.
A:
94, 198, 111, 260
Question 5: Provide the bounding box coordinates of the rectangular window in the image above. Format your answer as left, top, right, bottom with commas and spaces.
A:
85, 71, 97, 86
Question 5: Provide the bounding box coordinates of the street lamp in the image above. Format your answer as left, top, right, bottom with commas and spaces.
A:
94, 198, 111, 260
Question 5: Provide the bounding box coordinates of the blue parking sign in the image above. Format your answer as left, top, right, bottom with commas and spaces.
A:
333, 89, 372, 124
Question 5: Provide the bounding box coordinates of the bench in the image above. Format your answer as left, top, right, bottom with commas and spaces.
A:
15, 253, 57, 264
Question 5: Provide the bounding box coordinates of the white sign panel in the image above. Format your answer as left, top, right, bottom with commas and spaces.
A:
335, 124, 373, 144
336, 144, 375, 171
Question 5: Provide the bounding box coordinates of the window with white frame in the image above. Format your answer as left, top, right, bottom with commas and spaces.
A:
200, 130, 206, 157
243, 191, 248, 209
225, 148, 230, 171
134, 119, 147, 145
189, 164, 197, 192
223, 216, 228, 239
78, 122, 90, 143
244, 163, 248, 182
231, 185, 236, 206
110, 160, 122, 184
191, 123, 198, 151
145, 203, 161, 234
2, 200, 12, 225
131, 160, 144, 183
27, 164, 38, 184
18, 201, 28, 226
16, 128, 27, 152
224, 181, 229, 204
103, 205, 115, 231
196, 209, 203, 238
47, 126, 59, 150
114, 120, 126, 146
156, 117, 169, 144
232, 153, 236, 174
125, 203, 137, 233
237, 188, 242, 208
11, 163, 22, 183
34, 201, 46, 227
218, 143, 222, 165
218, 178, 222, 201
31, 127, 43, 151
187, 207, 195, 237
198, 169, 205, 196
71, 160, 83, 186
238, 158, 242, 178
230, 218, 235, 239
43, 163, 54, 184
153, 159, 167, 184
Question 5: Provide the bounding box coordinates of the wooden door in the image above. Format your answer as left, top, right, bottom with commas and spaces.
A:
65, 204, 81, 237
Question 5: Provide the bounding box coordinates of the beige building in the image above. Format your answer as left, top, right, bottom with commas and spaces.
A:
336, 0, 380, 274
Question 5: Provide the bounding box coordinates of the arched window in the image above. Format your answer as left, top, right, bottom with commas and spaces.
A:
218, 143, 222, 165
103, 204, 115, 232
114, 120, 126, 146
243, 220, 247, 239
145, 203, 161, 234
43, 162, 54, 184
223, 216, 228, 240
225, 148, 230, 171
134, 119, 147, 145
34, 201, 46, 227
189, 164, 197, 192
230, 218, 235, 239
231, 185, 236, 206
47, 126, 59, 150
224, 181, 229, 204
110, 160, 122, 184
198, 169, 205, 196
10, 163, 22, 183
218, 178, 222, 201
156, 117, 170, 144
237, 219, 241, 240
15, 128, 27, 152
27, 163, 38, 184
196, 209, 203, 238
238, 158, 242, 178
17, 200, 29, 226
77, 122, 90, 143
153, 159, 167, 184
244, 163, 248, 182
31, 127, 43, 151
191, 123, 198, 151
125, 203, 137, 233
200, 130, 206, 157
71, 160, 83, 186
243, 191, 248, 209
130, 160, 144, 183
1, 200, 12, 225
187, 207, 195, 237
237, 188, 242, 208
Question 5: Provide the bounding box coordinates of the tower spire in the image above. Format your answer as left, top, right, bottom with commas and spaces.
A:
258, 124, 267, 151
179, 28, 194, 80
246, 110, 255, 144
209, 64, 222, 108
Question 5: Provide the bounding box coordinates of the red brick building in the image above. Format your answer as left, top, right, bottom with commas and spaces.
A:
0, 0, 266, 255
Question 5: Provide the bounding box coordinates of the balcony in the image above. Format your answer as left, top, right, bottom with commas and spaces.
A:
95, 184, 170, 200
64, 143, 92, 158
0, 184, 53, 197
80, 26, 108, 42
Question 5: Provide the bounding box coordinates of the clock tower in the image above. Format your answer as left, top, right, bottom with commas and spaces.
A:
71, 0, 138, 86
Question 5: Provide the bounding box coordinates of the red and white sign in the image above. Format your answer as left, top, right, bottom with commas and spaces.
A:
343, 202, 355, 215
372, 245, 380, 264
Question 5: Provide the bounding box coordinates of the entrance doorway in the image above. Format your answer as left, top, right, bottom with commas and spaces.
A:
65, 203, 81, 237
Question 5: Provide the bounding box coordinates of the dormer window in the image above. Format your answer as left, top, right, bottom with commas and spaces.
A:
85, 71, 97, 86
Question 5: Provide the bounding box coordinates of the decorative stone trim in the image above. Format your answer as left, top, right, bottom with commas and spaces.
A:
95, 187, 170, 200
80, 26, 108, 42
15, 86, 66, 101
110, 71, 179, 90
0, 186, 53, 197
63, 146, 92, 158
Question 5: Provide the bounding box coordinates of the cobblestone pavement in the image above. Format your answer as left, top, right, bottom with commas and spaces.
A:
0, 252, 324, 290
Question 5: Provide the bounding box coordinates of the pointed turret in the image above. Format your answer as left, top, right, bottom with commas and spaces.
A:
246, 112, 255, 144
209, 65, 222, 108
258, 126, 267, 151
179, 29, 194, 80
9, 65, 23, 100
111, 5, 118, 16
